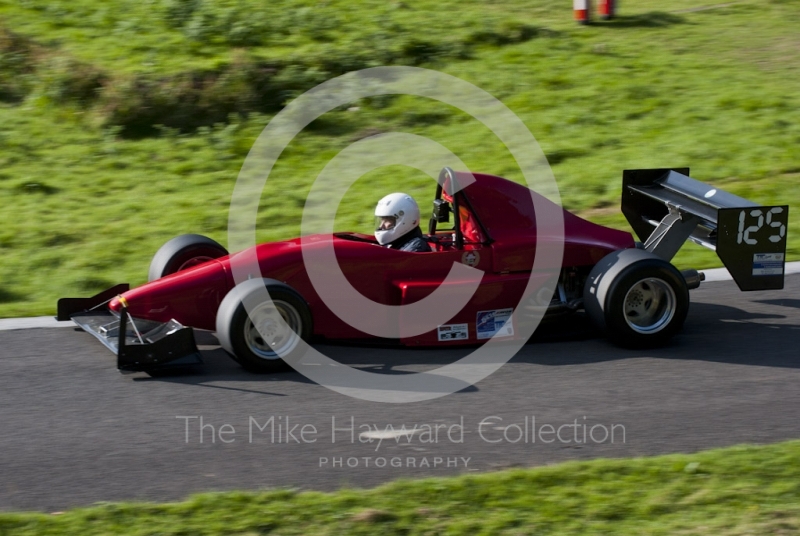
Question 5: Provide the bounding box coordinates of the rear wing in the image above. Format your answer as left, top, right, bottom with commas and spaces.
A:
622, 168, 788, 291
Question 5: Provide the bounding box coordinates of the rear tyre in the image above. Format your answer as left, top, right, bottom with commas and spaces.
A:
148, 234, 228, 282
584, 249, 689, 348
216, 279, 312, 373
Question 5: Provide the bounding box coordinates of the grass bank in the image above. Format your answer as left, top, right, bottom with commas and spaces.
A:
0, 0, 799, 317
1, 440, 800, 535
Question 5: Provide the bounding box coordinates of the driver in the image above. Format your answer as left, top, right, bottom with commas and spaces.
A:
374, 193, 431, 252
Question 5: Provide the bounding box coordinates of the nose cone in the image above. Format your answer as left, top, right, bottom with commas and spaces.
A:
108, 259, 231, 331
108, 294, 137, 314
109, 295, 124, 312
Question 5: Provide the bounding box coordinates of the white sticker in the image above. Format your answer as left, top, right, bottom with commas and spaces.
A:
476, 308, 514, 340
752, 253, 784, 276
437, 323, 468, 341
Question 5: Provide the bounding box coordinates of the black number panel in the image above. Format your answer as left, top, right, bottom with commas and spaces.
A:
717, 206, 789, 291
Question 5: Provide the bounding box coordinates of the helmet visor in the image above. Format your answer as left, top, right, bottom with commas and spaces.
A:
375, 215, 397, 231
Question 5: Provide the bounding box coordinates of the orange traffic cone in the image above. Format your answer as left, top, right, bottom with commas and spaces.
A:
574, 0, 591, 24
598, 0, 616, 20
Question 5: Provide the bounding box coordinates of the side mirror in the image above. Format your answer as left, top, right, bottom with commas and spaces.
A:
432, 199, 451, 223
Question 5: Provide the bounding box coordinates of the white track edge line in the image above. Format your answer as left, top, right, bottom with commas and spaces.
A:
1, 262, 798, 332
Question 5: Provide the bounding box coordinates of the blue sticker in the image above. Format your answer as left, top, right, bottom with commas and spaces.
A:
476, 308, 514, 340
752, 253, 784, 276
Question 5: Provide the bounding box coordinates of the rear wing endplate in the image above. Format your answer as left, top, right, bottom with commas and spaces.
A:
622, 168, 788, 291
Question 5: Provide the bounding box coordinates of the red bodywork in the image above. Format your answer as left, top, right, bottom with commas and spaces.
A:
110, 173, 633, 345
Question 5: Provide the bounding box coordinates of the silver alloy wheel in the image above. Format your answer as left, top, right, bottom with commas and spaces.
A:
243, 300, 303, 360
623, 277, 677, 334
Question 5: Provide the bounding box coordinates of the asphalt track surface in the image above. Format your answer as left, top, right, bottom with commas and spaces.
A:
1, 275, 799, 512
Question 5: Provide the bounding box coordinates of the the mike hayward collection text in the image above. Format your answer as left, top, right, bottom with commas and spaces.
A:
176, 415, 626, 448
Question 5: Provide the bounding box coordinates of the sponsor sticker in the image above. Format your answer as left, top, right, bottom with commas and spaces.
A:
461, 250, 480, 267
752, 253, 784, 276
437, 323, 469, 341
476, 308, 513, 340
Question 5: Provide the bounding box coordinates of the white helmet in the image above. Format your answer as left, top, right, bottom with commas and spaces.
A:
374, 193, 421, 245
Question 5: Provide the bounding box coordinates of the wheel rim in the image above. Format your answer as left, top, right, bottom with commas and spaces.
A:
243, 300, 303, 360
623, 277, 676, 334
177, 256, 214, 271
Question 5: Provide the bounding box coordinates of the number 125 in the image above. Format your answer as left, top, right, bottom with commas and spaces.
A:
737, 207, 786, 245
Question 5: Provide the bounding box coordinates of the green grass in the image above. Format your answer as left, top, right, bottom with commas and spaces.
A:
1, 0, 799, 317
2, 440, 800, 534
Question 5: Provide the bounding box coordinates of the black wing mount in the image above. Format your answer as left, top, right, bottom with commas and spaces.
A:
622, 168, 788, 291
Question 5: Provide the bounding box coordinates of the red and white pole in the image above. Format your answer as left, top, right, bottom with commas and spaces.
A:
573, 0, 591, 24
598, 0, 616, 20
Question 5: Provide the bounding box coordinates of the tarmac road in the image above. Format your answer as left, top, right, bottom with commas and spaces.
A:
1, 276, 799, 512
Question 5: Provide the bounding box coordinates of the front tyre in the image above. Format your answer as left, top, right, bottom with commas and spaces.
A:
215, 279, 312, 373
148, 234, 228, 281
584, 249, 689, 348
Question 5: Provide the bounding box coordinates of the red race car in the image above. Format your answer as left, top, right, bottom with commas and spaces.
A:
59, 167, 788, 373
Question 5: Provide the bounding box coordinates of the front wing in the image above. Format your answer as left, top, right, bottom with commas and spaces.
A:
58, 285, 202, 372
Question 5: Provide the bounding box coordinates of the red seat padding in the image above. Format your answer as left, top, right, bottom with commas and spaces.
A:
459, 206, 485, 244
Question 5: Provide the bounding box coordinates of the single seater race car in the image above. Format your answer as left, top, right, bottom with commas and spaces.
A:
58, 167, 789, 374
